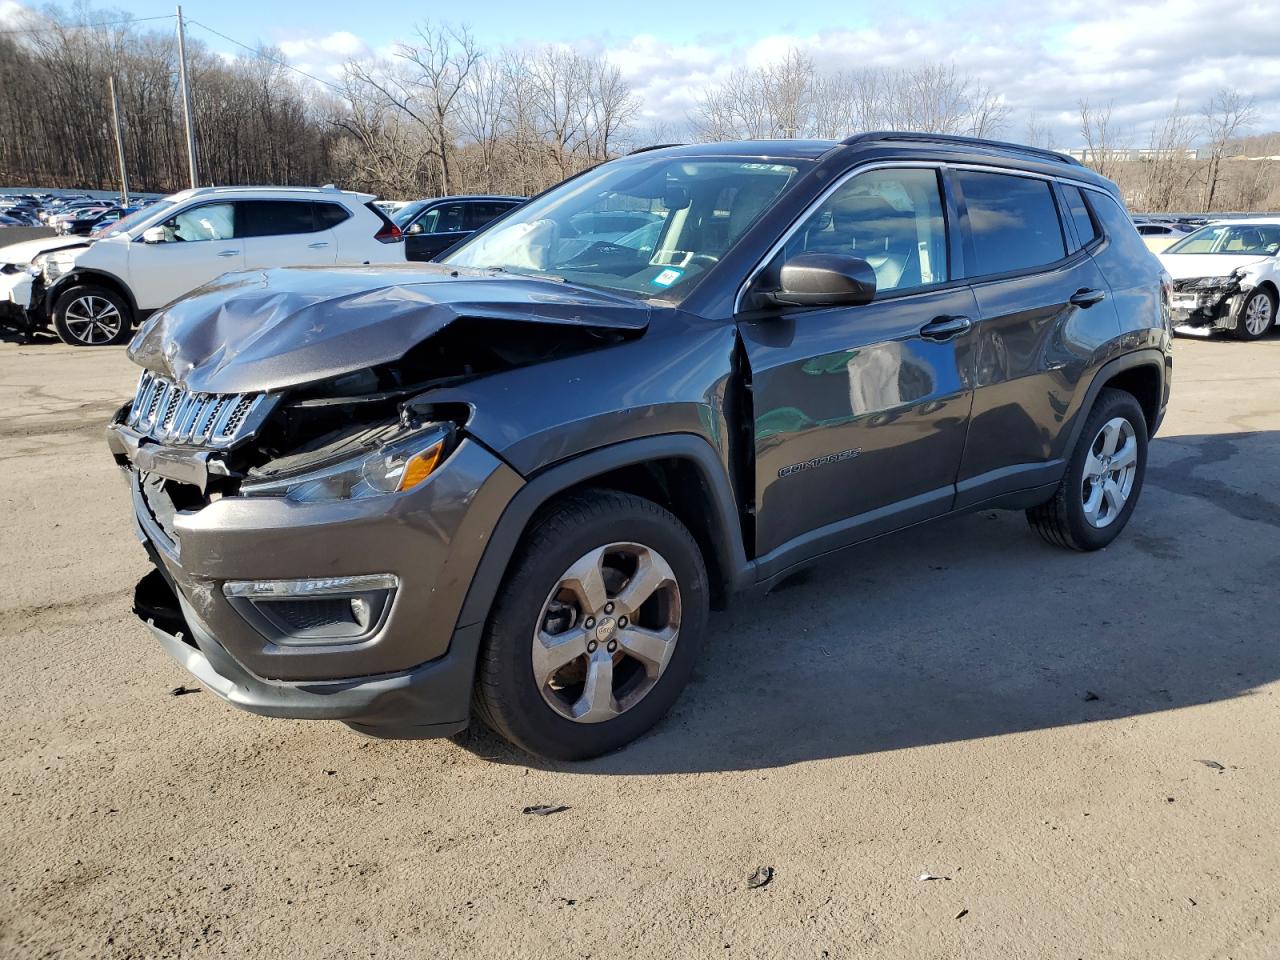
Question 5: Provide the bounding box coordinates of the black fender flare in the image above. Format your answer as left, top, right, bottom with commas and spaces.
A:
1066, 347, 1168, 451
453, 433, 753, 633
44, 267, 139, 320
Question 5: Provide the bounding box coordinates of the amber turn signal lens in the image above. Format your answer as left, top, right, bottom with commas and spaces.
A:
396, 441, 444, 492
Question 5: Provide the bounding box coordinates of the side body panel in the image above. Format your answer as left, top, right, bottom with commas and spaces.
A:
739, 286, 979, 559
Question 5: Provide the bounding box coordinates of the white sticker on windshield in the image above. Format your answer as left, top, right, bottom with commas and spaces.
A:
652, 268, 684, 287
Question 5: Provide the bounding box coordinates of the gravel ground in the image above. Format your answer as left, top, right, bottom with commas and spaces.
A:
1, 330, 1278, 959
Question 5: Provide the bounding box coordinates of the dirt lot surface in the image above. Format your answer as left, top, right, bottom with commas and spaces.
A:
2, 331, 1278, 959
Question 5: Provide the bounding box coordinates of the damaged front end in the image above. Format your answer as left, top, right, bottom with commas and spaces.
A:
107, 264, 650, 734
1169, 271, 1249, 334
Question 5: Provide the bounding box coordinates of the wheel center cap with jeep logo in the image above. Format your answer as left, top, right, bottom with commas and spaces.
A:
594, 616, 618, 643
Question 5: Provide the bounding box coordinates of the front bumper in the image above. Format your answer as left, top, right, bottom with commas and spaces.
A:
135, 567, 482, 736
0, 269, 42, 329
109, 418, 524, 735
1170, 283, 1243, 333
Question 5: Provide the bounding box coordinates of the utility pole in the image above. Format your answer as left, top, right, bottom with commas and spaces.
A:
108, 76, 130, 207
176, 5, 198, 188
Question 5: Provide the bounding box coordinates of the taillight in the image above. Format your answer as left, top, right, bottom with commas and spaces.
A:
366, 201, 404, 243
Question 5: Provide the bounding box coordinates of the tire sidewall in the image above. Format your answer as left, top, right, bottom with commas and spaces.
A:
1062, 390, 1149, 550
480, 496, 709, 760
1236, 288, 1276, 341
53, 285, 133, 347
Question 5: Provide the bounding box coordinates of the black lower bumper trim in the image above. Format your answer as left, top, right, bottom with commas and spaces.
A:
133, 569, 480, 739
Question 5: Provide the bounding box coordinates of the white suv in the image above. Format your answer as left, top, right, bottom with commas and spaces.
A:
0, 186, 404, 346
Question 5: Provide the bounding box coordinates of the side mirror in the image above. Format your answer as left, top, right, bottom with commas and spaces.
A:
142, 226, 167, 244
405, 222, 425, 236
761, 253, 877, 309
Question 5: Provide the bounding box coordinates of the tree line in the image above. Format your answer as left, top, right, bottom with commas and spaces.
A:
0, 4, 1276, 212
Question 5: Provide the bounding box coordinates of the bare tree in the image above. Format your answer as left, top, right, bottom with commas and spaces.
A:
1200, 87, 1257, 212
1078, 98, 1121, 178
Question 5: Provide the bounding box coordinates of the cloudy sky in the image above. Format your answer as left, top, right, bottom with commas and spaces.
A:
6, 0, 1280, 145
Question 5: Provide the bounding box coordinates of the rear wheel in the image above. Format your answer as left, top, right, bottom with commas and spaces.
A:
1235, 287, 1275, 340
1027, 388, 1148, 551
52, 285, 132, 346
474, 489, 709, 760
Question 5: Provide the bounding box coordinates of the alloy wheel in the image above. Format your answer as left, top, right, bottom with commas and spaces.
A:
1080, 416, 1138, 528
532, 542, 682, 723
1244, 293, 1273, 336
63, 295, 122, 345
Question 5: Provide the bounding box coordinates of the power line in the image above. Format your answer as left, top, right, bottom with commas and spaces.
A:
0, 14, 175, 35
186, 19, 345, 93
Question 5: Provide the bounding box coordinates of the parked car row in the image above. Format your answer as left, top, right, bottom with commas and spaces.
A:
0, 186, 525, 346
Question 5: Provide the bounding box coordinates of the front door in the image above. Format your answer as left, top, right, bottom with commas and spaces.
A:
738, 166, 977, 571
130, 201, 241, 309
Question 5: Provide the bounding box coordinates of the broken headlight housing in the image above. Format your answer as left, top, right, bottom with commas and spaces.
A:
32, 249, 78, 282
240, 424, 453, 503
1183, 275, 1238, 290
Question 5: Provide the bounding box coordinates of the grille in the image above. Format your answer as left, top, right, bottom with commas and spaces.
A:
127, 372, 273, 448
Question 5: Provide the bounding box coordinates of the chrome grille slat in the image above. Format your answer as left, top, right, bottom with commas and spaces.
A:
126, 373, 272, 449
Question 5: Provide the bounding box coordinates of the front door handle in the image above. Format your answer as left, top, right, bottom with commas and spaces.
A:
1070, 287, 1107, 308
308, 241, 329, 249
919, 315, 973, 341
217, 249, 240, 258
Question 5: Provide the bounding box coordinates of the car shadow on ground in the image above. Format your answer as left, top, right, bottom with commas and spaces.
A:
0, 327, 55, 345
456, 428, 1280, 774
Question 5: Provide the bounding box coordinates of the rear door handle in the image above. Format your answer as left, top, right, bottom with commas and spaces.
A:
919, 315, 973, 341
217, 249, 240, 258
308, 241, 329, 249
1070, 287, 1107, 308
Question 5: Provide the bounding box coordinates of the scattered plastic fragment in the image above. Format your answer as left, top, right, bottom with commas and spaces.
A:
955, 908, 969, 920
1197, 760, 1225, 771
918, 873, 951, 882
522, 804, 569, 816
169, 685, 200, 696
746, 866, 774, 889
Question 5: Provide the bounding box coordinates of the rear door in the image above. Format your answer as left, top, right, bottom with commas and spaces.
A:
239, 200, 338, 268
129, 201, 241, 308
950, 168, 1121, 508
738, 165, 979, 570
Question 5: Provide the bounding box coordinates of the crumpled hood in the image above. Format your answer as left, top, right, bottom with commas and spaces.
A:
128, 264, 650, 394
0, 235, 87, 265
1158, 252, 1271, 280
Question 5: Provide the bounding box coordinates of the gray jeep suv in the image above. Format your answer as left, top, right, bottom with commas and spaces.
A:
108, 133, 1172, 759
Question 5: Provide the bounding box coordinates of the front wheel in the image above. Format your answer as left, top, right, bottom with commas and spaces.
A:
1235, 288, 1275, 341
1027, 388, 1148, 551
473, 490, 709, 760
52, 285, 133, 346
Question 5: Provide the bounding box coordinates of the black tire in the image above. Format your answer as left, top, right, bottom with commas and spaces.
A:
52, 284, 132, 346
474, 489, 709, 760
1027, 388, 1148, 551
1234, 287, 1276, 341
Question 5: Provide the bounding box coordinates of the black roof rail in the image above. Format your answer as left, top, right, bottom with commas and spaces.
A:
840, 131, 1082, 167
628, 143, 685, 155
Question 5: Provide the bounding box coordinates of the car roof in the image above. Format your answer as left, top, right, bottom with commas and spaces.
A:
628, 132, 1116, 192
165, 186, 377, 204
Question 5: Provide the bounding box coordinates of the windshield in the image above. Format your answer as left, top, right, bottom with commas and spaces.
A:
442, 157, 803, 298
99, 199, 177, 239
392, 201, 429, 228
1164, 223, 1280, 256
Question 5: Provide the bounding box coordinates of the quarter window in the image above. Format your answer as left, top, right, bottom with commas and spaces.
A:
1062, 185, 1100, 248
957, 171, 1066, 276
784, 167, 949, 295
313, 202, 351, 230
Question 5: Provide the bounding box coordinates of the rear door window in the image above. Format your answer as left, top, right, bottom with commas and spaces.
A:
240, 200, 316, 237
957, 170, 1066, 276
465, 202, 516, 230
